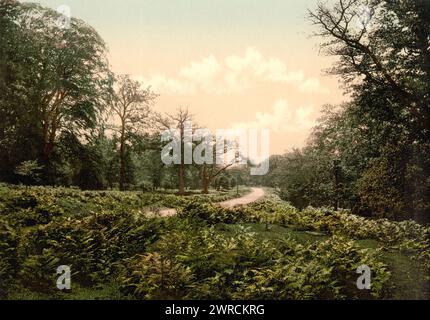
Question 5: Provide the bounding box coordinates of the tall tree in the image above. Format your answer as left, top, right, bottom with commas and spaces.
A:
0, 2, 113, 183
159, 108, 193, 195
309, 0, 430, 144
307, 0, 430, 220
110, 75, 157, 191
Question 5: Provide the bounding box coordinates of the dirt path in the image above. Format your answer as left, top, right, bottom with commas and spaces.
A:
159, 187, 265, 217
218, 187, 265, 208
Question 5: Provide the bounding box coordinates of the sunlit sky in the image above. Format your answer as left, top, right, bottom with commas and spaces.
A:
28, 0, 347, 155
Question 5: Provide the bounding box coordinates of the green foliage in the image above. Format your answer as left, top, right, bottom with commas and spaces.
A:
120, 252, 194, 300
233, 236, 389, 300
239, 195, 430, 281
0, 217, 19, 297
18, 249, 60, 293
177, 200, 247, 225
243, 195, 430, 251
0, 185, 428, 300
0, 1, 112, 185
302, 0, 430, 222
15, 210, 165, 290
357, 157, 405, 219
119, 220, 390, 300
251, 0, 430, 223
14, 160, 43, 184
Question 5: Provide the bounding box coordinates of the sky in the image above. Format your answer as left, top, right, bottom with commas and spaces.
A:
28, 0, 347, 155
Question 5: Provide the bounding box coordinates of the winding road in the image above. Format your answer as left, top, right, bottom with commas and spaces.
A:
159, 187, 265, 217
218, 187, 265, 208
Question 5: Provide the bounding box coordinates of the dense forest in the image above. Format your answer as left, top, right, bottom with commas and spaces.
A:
0, 0, 429, 300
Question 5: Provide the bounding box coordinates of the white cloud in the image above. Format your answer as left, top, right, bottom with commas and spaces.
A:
231, 99, 315, 133
298, 77, 327, 93
224, 48, 326, 93
135, 47, 328, 95
179, 55, 221, 83
134, 74, 197, 95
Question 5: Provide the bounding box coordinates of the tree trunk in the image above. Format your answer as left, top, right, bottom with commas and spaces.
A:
201, 165, 210, 194
333, 159, 340, 211
178, 123, 185, 195
178, 163, 185, 195
119, 125, 126, 191
202, 181, 209, 194
41, 110, 59, 185
119, 141, 126, 191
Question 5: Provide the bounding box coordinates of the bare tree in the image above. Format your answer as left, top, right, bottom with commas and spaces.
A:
159, 108, 240, 194
159, 107, 193, 195
308, 0, 425, 125
110, 75, 157, 191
